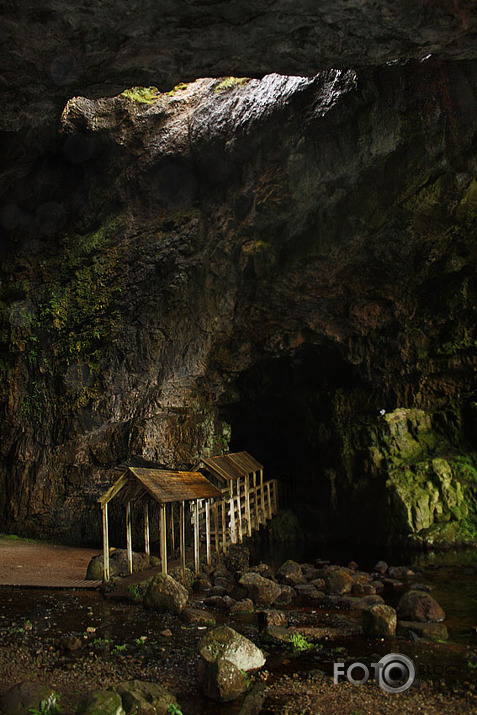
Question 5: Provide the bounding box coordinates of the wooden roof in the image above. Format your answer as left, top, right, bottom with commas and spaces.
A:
98, 467, 221, 507
199, 451, 263, 482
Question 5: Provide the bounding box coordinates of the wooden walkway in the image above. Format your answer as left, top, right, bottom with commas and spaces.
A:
0, 537, 102, 589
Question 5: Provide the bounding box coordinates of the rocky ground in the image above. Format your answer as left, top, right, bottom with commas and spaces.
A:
0, 545, 476, 713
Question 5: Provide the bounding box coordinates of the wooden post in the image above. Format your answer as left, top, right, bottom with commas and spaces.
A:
252, 471, 258, 529
160, 503, 167, 574
266, 481, 272, 519
245, 474, 252, 537
205, 499, 211, 566
179, 501, 186, 579
260, 469, 265, 525
236, 478, 243, 543
193, 500, 200, 576
213, 502, 219, 554
102, 504, 110, 582
144, 501, 150, 557
169, 503, 175, 554
221, 498, 227, 553
229, 481, 237, 544
126, 501, 133, 574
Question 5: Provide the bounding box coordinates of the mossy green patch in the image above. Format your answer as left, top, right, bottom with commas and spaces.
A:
214, 77, 250, 93
120, 86, 160, 104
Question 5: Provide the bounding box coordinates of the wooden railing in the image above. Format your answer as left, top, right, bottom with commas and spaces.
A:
195, 478, 279, 554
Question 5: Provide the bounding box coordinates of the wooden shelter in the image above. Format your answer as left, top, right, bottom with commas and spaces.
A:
98, 467, 221, 582
196, 451, 278, 548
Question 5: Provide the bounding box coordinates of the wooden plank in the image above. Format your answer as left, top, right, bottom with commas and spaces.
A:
144, 501, 150, 557
236, 478, 243, 543
126, 501, 133, 574
160, 503, 167, 574
193, 500, 200, 576
179, 501, 186, 579
102, 504, 110, 582
98, 472, 129, 506
205, 499, 211, 566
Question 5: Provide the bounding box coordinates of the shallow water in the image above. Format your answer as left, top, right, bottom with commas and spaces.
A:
0, 545, 476, 712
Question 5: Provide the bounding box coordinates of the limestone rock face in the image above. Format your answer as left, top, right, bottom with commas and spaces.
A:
1, 1, 477, 133
143, 574, 188, 615
1, 48, 477, 549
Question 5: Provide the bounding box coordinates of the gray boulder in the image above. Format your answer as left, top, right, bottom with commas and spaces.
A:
143, 573, 188, 614
198, 626, 265, 702
274, 584, 296, 606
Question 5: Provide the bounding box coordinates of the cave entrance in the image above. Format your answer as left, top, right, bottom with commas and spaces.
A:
223, 344, 367, 543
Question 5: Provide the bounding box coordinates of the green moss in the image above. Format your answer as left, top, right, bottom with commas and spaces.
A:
214, 77, 250, 93
165, 82, 189, 96
120, 86, 160, 104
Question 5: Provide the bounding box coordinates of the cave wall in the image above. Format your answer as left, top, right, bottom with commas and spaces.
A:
0, 13, 477, 546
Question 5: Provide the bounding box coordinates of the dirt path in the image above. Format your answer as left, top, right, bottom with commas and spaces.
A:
0, 537, 101, 587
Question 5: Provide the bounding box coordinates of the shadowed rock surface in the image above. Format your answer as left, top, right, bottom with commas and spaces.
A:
0, 10, 476, 549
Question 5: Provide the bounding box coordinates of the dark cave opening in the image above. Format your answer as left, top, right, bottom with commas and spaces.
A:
223, 345, 377, 542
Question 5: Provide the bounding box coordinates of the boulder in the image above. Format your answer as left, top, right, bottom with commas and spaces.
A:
199, 626, 266, 672
225, 545, 250, 573
261, 625, 293, 645
143, 574, 188, 615
77, 690, 125, 714
397, 620, 448, 642
274, 585, 296, 606
204, 595, 233, 610
257, 609, 287, 628
230, 599, 255, 615
239, 572, 282, 605
181, 607, 216, 626
276, 560, 305, 585
397, 590, 446, 622
199, 656, 249, 702
198, 626, 265, 702
309, 578, 326, 591
294, 584, 327, 603
0, 682, 59, 715
389, 566, 414, 578
249, 563, 274, 579
374, 560, 389, 575
352, 583, 376, 596
361, 604, 397, 637
86, 550, 150, 580
324, 569, 354, 595
114, 680, 180, 714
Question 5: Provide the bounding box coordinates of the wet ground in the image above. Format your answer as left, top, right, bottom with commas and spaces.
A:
0, 545, 476, 713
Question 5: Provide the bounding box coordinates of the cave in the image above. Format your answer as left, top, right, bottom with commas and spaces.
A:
224, 345, 366, 540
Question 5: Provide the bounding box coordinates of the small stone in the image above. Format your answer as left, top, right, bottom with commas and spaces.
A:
388, 566, 414, 578
262, 625, 292, 645
204, 596, 230, 610
57, 635, 82, 651
160, 629, 173, 637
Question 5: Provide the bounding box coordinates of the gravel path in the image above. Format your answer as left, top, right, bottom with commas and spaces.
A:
0, 537, 100, 587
